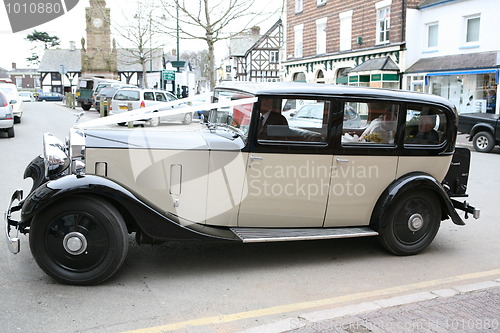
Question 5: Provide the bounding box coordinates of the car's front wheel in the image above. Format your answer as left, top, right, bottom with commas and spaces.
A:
29, 196, 129, 285
149, 112, 160, 127
473, 131, 495, 153
379, 190, 441, 256
182, 112, 192, 125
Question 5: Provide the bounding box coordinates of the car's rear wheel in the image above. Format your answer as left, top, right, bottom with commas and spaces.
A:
29, 196, 129, 285
81, 103, 92, 111
379, 190, 441, 256
182, 112, 192, 125
473, 131, 495, 153
7, 126, 14, 138
14, 116, 21, 124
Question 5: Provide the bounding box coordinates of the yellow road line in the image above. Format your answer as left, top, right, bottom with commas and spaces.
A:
124, 268, 500, 333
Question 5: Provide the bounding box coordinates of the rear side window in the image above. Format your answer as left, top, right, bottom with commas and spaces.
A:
144, 92, 155, 101
114, 90, 140, 101
404, 104, 447, 145
341, 101, 399, 145
0, 92, 6, 105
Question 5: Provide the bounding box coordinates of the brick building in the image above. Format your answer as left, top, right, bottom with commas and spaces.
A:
284, 0, 420, 87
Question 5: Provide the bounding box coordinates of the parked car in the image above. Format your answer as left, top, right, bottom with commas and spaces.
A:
93, 82, 135, 110
19, 92, 34, 102
0, 91, 14, 138
109, 88, 193, 125
0, 82, 23, 123
5, 83, 479, 285
95, 87, 119, 114
36, 92, 64, 102
458, 112, 500, 153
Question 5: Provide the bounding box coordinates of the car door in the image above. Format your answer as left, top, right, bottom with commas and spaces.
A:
324, 100, 400, 227
237, 96, 333, 228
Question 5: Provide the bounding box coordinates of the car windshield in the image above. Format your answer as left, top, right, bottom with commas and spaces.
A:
294, 104, 323, 120
114, 90, 140, 101
210, 90, 255, 137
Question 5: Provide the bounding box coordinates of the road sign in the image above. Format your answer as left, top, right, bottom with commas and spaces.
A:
162, 70, 175, 81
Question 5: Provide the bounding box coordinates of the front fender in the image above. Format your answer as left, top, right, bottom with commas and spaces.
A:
21, 175, 238, 242
370, 172, 466, 229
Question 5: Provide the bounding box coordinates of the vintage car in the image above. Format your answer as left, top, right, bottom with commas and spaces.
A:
5, 83, 479, 285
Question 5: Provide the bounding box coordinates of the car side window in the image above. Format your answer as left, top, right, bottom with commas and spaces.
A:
404, 105, 446, 145
155, 92, 166, 101
143, 92, 154, 101
341, 101, 399, 145
257, 98, 329, 143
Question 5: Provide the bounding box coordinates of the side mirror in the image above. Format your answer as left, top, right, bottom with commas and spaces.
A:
290, 113, 296, 118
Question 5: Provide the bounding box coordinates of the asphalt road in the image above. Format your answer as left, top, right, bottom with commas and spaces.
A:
0, 102, 498, 333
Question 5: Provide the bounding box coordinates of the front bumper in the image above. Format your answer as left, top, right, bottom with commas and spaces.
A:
4, 189, 23, 254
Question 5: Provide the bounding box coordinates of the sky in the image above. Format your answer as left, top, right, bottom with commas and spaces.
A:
0, 0, 282, 71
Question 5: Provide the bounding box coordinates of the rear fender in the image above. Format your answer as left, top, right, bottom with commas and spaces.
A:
370, 172, 466, 229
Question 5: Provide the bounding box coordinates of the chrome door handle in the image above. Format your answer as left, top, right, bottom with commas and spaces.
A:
250, 155, 263, 160
336, 158, 349, 163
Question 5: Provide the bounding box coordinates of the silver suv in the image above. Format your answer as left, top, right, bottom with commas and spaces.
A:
109, 88, 192, 126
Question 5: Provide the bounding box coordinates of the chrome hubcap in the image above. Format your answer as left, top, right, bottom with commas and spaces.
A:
408, 213, 424, 232
477, 137, 488, 149
63, 232, 87, 255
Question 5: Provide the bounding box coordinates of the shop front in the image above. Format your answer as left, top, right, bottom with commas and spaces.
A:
405, 52, 499, 114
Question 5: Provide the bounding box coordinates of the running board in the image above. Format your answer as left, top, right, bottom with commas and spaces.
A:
230, 227, 378, 243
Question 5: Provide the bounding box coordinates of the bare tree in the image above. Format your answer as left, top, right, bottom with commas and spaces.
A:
159, 0, 279, 90
181, 50, 210, 78
113, 0, 165, 88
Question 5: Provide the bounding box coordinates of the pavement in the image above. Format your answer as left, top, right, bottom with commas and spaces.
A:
243, 280, 500, 333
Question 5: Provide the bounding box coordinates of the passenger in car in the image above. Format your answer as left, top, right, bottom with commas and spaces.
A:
408, 114, 440, 144
359, 103, 397, 143
258, 98, 288, 139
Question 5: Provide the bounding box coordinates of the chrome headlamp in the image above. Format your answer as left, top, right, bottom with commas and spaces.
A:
43, 133, 70, 178
42, 128, 86, 179
68, 127, 86, 176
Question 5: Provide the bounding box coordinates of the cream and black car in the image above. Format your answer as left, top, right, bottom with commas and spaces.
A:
5, 83, 479, 285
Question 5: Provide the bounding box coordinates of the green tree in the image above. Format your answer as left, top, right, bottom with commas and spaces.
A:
25, 30, 61, 66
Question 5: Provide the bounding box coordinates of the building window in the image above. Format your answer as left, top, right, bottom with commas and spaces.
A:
294, 24, 303, 58
316, 18, 327, 54
426, 23, 438, 48
15, 77, 22, 88
465, 15, 480, 44
295, 0, 303, 13
270, 51, 279, 64
339, 10, 353, 51
375, 0, 391, 44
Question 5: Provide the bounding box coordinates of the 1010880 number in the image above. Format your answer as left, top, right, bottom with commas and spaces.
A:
5, 2, 62, 14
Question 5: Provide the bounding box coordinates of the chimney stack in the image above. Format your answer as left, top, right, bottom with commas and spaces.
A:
11, 62, 16, 70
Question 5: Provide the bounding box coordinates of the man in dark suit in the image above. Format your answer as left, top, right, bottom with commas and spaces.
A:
258, 97, 288, 139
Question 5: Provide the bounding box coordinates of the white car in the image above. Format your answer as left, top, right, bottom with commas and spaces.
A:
0, 91, 14, 137
109, 88, 192, 126
0, 83, 23, 123
19, 92, 34, 102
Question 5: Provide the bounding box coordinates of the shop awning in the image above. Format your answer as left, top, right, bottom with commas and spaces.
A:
424, 69, 499, 84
